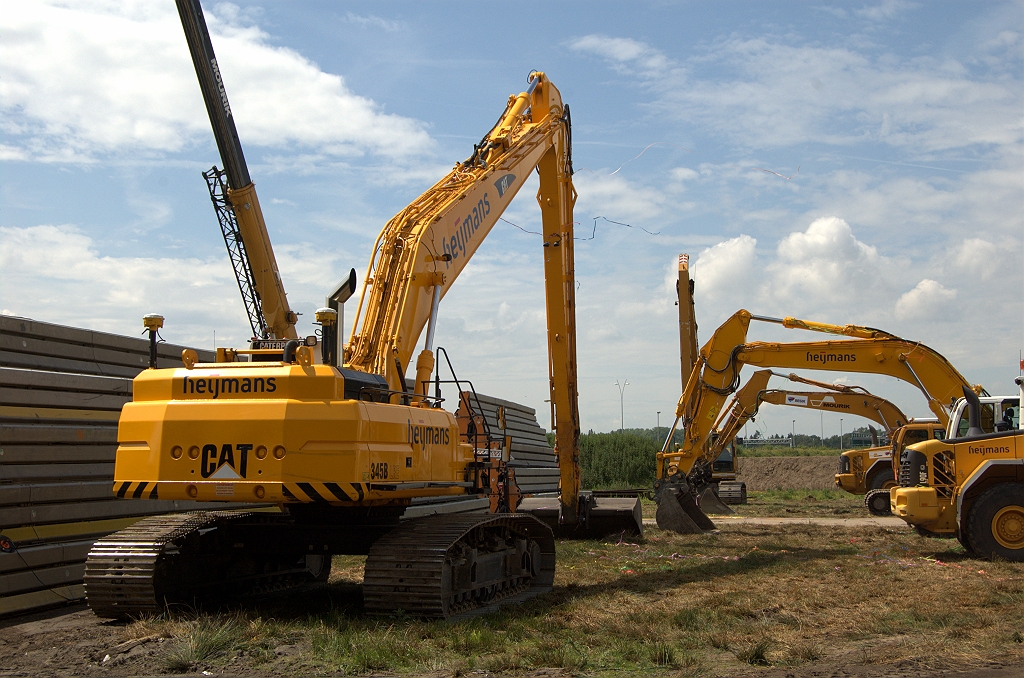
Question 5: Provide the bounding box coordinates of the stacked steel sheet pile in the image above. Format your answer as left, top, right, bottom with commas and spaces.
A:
0, 315, 245, 617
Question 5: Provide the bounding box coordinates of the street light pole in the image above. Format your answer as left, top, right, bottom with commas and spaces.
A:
657, 411, 661, 430
840, 418, 844, 451
820, 412, 824, 448
791, 419, 795, 449
615, 379, 629, 433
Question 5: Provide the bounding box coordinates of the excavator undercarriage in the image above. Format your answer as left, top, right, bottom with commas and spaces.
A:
86, 508, 555, 620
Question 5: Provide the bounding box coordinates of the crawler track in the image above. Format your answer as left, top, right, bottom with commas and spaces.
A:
84, 511, 326, 619
86, 510, 553, 621
363, 513, 555, 619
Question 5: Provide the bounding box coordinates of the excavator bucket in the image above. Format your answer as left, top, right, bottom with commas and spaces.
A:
699, 487, 735, 515
519, 495, 644, 539
654, 485, 717, 534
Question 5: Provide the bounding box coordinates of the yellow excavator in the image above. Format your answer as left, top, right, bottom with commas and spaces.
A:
83, 0, 637, 621
707, 368, 950, 515
670, 255, 945, 513
710, 369, 904, 481
654, 309, 983, 533
710, 369, 909, 454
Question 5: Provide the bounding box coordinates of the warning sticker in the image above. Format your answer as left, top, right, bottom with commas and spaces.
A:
215, 484, 235, 497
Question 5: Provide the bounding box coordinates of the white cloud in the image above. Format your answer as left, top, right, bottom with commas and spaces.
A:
0, 224, 357, 347
670, 167, 699, 182
572, 32, 1022, 154
855, 0, 918, 21
569, 34, 671, 77
951, 237, 1012, 281
767, 216, 892, 306
344, 12, 403, 32
691, 234, 758, 303
895, 279, 957, 320
573, 172, 667, 224
0, 224, 243, 345
0, 2, 431, 162
684, 216, 1020, 382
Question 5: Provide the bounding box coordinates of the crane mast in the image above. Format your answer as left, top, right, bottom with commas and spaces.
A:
176, 0, 296, 340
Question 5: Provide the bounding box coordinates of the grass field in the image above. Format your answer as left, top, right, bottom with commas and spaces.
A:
7, 493, 1022, 677
80, 492, 1020, 677
736, 445, 856, 457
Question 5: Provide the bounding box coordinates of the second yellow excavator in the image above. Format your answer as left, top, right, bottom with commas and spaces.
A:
706, 368, 949, 515
654, 308, 983, 533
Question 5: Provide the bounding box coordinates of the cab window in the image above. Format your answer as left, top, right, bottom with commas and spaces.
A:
933, 429, 945, 440
1000, 400, 1019, 430
902, 429, 929, 446
955, 404, 996, 437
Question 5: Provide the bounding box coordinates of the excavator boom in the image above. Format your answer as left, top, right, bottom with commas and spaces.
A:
707, 369, 910, 462
677, 254, 698, 387
346, 74, 574, 393
661, 309, 979, 479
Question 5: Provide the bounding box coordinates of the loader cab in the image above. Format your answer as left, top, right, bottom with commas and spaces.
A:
950, 396, 1020, 438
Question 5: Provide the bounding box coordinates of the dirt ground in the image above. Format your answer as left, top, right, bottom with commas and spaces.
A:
3, 494, 1023, 678
736, 456, 840, 492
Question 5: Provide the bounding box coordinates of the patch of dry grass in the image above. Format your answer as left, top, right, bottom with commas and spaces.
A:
641, 488, 862, 519
119, 508, 1024, 676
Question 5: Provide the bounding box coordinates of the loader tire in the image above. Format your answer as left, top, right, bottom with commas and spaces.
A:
864, 489, 892, 516
966, 483, 1024, 562
956, 533, 974, 555
867, 468, 896, 491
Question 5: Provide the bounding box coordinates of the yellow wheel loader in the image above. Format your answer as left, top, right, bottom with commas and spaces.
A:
891, 382, 1022, 557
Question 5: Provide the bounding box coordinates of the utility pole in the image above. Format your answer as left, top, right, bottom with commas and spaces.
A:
615, 379, 629, 432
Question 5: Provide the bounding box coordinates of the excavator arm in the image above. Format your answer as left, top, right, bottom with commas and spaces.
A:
661, 309, 980, 479
344, 72, 585, 521
706, 369, 910, 463
345, 73, 574, 392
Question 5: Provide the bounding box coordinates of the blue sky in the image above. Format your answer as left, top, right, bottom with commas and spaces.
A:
2, 1, 1022, 435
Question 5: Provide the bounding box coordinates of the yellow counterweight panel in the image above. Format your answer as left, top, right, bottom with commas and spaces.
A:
115, 364, 472, 505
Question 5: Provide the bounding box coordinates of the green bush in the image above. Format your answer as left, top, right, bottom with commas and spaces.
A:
579, 432, 658, 489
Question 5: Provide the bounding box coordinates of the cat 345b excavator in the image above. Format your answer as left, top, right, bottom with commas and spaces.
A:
654, 309, 982, 533
83, 0, 638, 621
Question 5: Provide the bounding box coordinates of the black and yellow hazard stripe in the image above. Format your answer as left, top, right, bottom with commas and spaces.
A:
282, 481, 367, 503
112, 481, 159, 500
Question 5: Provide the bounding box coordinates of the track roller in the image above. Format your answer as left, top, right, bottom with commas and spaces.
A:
363, 513, 555, 620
